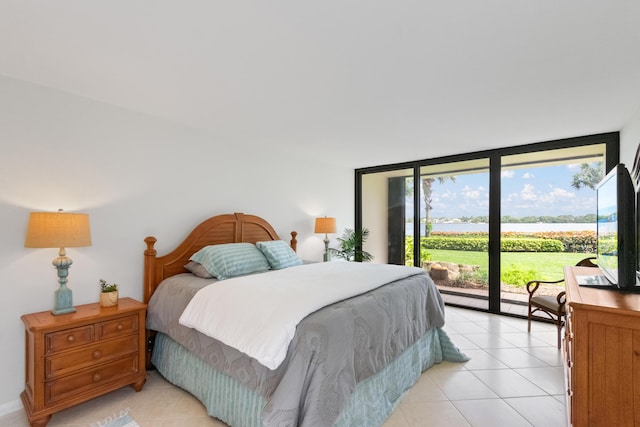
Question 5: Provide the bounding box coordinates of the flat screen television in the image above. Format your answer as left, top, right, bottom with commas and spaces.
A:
595, 163, 639, 291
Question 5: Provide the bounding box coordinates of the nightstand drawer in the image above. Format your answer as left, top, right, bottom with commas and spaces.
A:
45, 335, 139, 379
97, 314, 138, 340
46, 325, 95, 353
45, 355, 139, 405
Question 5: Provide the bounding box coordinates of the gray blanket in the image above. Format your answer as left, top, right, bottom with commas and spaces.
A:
147, 268, 445, 426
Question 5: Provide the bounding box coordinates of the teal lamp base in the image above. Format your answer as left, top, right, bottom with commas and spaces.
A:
52, 284, 76, 315
323, 236, 331, 262
51, 249, 76, 315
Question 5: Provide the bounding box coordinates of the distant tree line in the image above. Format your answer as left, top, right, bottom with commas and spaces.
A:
442, 214, 597, 224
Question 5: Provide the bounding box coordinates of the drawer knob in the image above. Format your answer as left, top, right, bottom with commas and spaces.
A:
116, 324, 124, 331
92, 373, 102, 382
92, 350, 102, 359
67, 335, 75, 342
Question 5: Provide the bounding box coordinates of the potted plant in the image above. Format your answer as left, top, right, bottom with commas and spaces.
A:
99, 279, 119, 307
328, 227, 374, 262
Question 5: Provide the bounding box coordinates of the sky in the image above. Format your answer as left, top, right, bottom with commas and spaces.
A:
425, 163, 599, 219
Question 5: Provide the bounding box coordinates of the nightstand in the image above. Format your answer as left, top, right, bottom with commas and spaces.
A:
20, 298, 147, 427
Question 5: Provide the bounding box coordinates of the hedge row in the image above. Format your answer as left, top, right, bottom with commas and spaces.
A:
430, 231, 596, 253
420, 237, 564, 252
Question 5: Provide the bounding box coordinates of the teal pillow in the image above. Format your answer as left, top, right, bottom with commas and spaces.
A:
256, 240, 302, 270
190, 243, 270, 280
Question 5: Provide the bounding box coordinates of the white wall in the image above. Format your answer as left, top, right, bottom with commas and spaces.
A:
0, 75, 353, 410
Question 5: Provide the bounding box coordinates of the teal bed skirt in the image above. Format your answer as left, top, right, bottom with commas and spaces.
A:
152, 328, 467, 427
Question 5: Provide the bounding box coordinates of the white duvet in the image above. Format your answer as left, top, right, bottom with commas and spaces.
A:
178, 261, 424, 370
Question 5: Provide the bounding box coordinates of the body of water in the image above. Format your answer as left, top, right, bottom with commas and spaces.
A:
406, 222, 596, 234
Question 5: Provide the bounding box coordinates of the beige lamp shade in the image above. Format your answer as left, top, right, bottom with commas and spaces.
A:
314, 217, 336, 234
24, 211, 92, 248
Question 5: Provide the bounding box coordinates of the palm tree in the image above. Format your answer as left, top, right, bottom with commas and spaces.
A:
422, 176, 455, 236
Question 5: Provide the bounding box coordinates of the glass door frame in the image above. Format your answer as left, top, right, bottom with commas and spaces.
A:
355, 132, 619, 315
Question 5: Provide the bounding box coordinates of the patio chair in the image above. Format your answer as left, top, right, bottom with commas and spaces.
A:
526, 257, 597, 349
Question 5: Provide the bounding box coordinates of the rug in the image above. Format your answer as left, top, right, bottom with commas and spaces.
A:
90, 409, 139, 427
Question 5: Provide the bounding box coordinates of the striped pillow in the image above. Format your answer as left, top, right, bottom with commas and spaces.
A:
256, 240, 302, 270
190, 243, 270, 280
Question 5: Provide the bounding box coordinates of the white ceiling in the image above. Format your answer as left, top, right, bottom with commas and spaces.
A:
2, 1, 640, 168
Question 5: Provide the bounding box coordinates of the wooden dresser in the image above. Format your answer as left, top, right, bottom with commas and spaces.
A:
563, 266, 640, 427
20, 298, 147, 427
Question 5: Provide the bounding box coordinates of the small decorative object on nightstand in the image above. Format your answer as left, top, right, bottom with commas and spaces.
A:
20, 298, 147, 427
99, 279, 119, 307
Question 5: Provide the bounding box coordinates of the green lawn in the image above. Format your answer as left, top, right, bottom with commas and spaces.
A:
427, 249, 593, 282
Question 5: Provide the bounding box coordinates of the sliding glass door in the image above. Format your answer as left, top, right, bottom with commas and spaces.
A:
418, 160, 490, 310
499, 145, 605, 315
356, 133, 618, 315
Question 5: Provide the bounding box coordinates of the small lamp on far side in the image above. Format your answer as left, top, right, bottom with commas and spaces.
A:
314, 216, 336, 262
24, 210, 92, 315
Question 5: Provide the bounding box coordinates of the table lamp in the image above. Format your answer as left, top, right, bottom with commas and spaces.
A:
24, 210, 92, 315
314, 216, 336, 262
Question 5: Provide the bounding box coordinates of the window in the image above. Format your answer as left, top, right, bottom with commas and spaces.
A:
356, 132, 618, 314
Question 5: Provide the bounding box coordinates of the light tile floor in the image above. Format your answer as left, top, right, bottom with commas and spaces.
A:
1, 306, 567, 427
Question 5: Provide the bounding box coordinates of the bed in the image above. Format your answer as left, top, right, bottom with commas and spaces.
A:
143, 212, 467, 427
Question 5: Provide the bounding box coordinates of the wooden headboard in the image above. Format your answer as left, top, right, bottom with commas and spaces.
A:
143, 212, 297, 303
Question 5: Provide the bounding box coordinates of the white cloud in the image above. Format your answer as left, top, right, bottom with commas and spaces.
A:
501, 183, 584, 217
501, 170, 515, 178
438, 190, 456, 200
522, 172, 535, 179
464, 190, 480, 199
520, 183, 537, 201
549, 188, 576, 199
